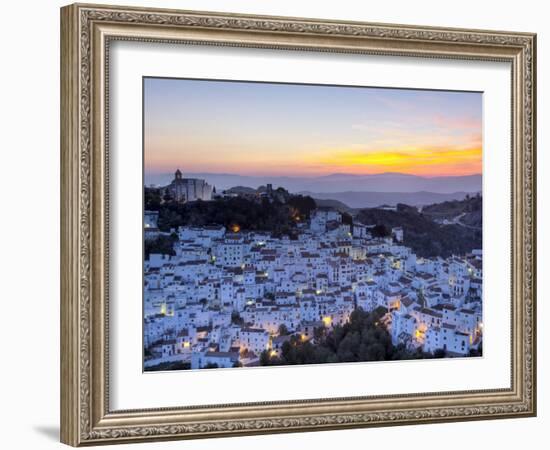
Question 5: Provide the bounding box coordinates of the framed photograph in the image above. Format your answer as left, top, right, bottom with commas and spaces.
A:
60, 3, 537, 446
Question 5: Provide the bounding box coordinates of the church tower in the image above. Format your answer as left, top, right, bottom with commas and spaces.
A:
174, 169, 183, 181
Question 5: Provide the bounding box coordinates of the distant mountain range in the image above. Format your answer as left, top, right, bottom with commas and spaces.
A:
145, 171, 482, 195
303, 191, 476, 209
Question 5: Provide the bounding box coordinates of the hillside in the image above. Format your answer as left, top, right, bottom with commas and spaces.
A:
146, 185, 482, 258
422, 194, 482, 228
356, 203, 482, 258
301, 190, 473, 208
145, 188, 316, 238
224, 186, 257, 195
312, 198, 354, 213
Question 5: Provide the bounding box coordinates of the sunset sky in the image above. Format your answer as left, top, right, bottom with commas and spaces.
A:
144, 77, 482, 178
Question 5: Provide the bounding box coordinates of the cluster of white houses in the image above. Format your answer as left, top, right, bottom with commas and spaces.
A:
144, 208, 482, 370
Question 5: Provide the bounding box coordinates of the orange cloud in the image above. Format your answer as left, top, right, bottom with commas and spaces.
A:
307, 146, 482, 177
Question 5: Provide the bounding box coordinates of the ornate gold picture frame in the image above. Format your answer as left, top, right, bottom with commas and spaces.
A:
60, 3, 536, 446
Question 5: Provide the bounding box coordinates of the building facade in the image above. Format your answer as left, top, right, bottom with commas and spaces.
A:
162, 169, 213, 203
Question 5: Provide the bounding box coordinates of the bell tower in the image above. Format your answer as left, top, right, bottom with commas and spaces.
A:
174, 169, 183, 181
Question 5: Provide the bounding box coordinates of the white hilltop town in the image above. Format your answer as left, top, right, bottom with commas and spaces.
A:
144, 170, 483, 371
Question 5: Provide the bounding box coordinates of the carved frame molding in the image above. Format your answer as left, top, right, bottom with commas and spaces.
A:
61, 3, 536, 446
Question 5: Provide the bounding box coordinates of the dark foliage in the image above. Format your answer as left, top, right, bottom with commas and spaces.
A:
469, 342, 483, 357
145, 193, 317, 237
356, 206, 482, 258
203, 363, 219, 369
144, 187, 161, 210
278, 324, 289, 336
260, 307, 434, 367
287, 195, 317, 220
341, 211, 354, 227
145, 361, 191, 371
144, 234, 178, 258
371, 224, 391, 238
422, 193, 482, 228
231, 311, 245, 326
396, 203, 419, 214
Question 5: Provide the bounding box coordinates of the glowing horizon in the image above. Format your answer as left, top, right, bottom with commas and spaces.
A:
144, 78, 482, 178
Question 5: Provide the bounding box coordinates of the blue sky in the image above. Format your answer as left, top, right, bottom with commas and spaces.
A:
144, 77, 482, 178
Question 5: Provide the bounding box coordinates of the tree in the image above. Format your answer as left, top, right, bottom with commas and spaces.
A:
313, 326, 325, 342
259, 350, 271, 366
417, 289, 427, 308
152, 194, 319, 236
287, 195, 316, 219
341, 212, 353, 227
371, 224, 391, 238
145, 361, 191, 371
144, 234, 177, 259
162, 190, 173, 202
144, 187, 161, 210
231, 311, 244, 326
336, 331, 361, 362
278, 324, 289, 336
259, 306, 429, 368
356, 205, 482, 258
396, 203, 418, 214
469, 342, 482, 357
